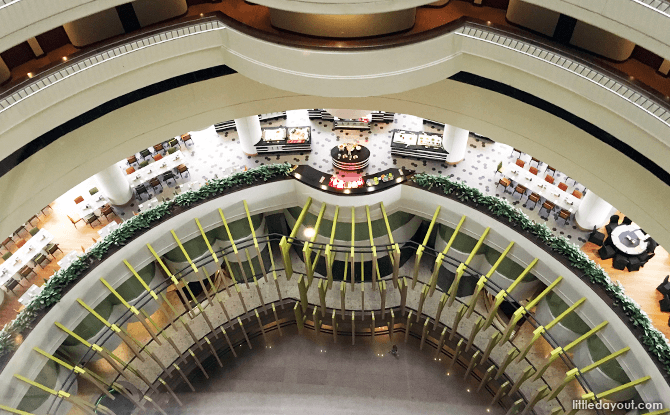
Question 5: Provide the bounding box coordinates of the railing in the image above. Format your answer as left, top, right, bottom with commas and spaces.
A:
46, 233, 598, 415
457, 22, 670, 128
634, 0, 670, 16
0, 14, 225, 113
1, 13, 670, 129
0, 170, 663, 414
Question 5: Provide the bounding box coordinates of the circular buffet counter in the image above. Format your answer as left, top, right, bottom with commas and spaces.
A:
331, 144, 370, 171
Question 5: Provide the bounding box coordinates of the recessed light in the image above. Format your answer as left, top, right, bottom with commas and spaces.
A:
62, 56, 67, 61
303, 227, 316, 238
27, 73, 33, 78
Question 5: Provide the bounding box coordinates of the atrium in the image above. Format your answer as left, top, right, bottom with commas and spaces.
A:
0, 1, 669, 415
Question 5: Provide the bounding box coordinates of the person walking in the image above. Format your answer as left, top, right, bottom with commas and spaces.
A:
390, 344, 399, 358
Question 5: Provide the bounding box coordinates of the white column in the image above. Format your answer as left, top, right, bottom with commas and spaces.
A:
235, 116, 262, 156
0, 56, 10, 84
26, 37, 44, 57
93, 163, 133, 206
442, 124, 469, 164
574, 191, 613, 231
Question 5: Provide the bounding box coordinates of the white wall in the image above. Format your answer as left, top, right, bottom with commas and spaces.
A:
1, 22, 670, 250
63, 8, 125, 47
0, 56, 9, 83
0, 0, 128, 53
520, 0, 670, 60
506, 0, 560, 37
269, 8, 416, 37
570, 20, 636, 61
132, 0, 187, 28
1, 181, 667, 410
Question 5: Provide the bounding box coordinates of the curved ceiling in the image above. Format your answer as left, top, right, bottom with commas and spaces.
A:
1, 71, 669, 253
520, 0, 670, 61
0, 17, 669, 254
0, 0, 128, 53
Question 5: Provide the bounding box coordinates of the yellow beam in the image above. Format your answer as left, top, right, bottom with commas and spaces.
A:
195, 218, 218, 264
243, 200, 267, 282
289, 197, 313, 241
465, 227, 490, 265
170, 230, 198, 274
218, 209, 239, 254
422, 206, 441, 247
379, 202, 395, 245
123, 259, 160, 303
507, 258, 538, 295
500, 276, 563, 343
582, 376, 650, 401
0, 405, 36, 415
580, 347, 630, 374
485, 241, 515, 278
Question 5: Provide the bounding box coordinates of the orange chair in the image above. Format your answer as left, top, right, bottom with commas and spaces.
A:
527, 193, 541, 209
529, 166, 539, 175
153, 154, 163, 162
74, 196, 84, 204
558, 182, 568, 192
67, 214, 84, 229
557, 209, 571, 225
126, 166, 135, 175
572, 190, 583, 199
545, 175, 554, 185
16, 240, 26, 249
515, 159, 525, 168
497, 178, 511, 193
540, 201, 555, 219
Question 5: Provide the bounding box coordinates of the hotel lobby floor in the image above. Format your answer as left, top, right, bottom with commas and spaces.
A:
1, 110, 667, 368
162, 328, 508, 415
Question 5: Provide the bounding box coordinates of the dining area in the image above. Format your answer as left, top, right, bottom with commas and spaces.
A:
497, 155, 585, 225
0, 226, 60, 305
125, 141, 189, 204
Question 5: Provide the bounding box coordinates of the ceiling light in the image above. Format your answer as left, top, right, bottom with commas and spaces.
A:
62, 56, 67, 61
27, 73, 33, 78
303, 227, 316, 238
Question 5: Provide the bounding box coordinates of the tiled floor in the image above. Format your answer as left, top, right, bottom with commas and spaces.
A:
164, 328, 506, 415
2, 110, 667, 358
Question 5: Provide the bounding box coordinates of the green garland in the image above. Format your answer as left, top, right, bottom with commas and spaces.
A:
0, 163, 293, 360
412, 172, 670, 375
1, 165, 668, 378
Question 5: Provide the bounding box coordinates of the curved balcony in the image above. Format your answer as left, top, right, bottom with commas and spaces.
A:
519, 0, 670, 61
0, 167, 667, 414
1, 13, 670, 254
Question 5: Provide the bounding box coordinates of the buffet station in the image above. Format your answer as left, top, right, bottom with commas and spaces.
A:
390, 129, 449, 162
254, 126, 312, 154
291, 165, 413, 195
333, 117, 371, 131
331, 143, 370, 171
214, 112, 287, 132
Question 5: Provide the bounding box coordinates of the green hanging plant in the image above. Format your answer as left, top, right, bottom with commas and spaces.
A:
0, 163, 293, 360
412, 172, 670, 376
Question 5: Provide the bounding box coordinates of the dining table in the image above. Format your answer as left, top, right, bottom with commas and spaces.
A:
139, 197, 160, 211
127, 150, 184, 184
0, 229, 53, 288
57, 250, 81, 270
611, 225, 649, 255
77, 193, 109, 217
18, 284, 43, 306
501, 162, 582, 213
97, 221, 120, 238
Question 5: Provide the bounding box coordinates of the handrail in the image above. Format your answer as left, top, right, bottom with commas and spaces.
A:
2, 12, 670, 124
0, 172, 664, 414
49, 242, 587, 415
